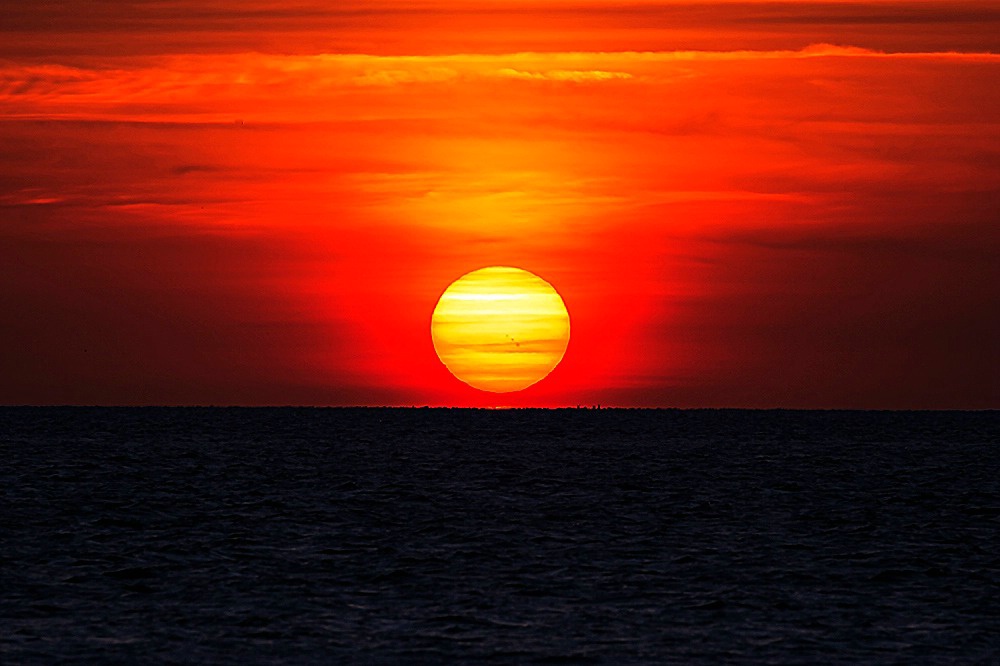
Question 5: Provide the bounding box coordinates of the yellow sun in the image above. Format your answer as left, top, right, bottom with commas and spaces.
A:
431, 266, 570, 393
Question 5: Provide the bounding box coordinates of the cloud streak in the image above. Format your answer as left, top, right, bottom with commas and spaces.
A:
2, 47, 998, 122
2, 1, 998, 58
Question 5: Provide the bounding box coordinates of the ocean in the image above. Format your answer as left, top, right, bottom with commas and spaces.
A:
2, 407, 998, 663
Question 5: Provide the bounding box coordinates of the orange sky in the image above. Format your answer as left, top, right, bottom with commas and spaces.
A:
1, 1, 998, 407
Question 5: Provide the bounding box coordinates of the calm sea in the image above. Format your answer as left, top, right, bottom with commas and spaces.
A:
2, 407, 998, 663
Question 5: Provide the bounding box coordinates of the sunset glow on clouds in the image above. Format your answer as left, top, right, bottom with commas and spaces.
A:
1, 1, 997, 407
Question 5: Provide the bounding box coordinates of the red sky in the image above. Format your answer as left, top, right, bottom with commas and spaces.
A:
1, 1, 997, 408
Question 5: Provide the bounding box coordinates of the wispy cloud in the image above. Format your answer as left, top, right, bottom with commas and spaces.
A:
2, 47, 998, 122
494, 68, 633, 82
2, 1, 998, 57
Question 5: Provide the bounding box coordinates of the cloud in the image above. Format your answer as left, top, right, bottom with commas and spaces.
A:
2, 1, 999, 57
2, 47, 998, 124
494, 68, 633, 82
352, 66, 460, 86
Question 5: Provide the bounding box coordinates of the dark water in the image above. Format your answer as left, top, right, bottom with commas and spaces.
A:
2, 407, 998, 663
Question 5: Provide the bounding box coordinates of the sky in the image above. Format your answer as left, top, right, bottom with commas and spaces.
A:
1, 1, 997, 408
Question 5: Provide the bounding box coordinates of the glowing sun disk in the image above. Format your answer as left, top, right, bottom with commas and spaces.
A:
431, 266, 570, 393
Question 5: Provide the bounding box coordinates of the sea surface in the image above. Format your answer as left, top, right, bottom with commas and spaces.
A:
2, 407, 998, 663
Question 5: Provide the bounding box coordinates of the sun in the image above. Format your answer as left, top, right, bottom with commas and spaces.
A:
431, 266, 571, 393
